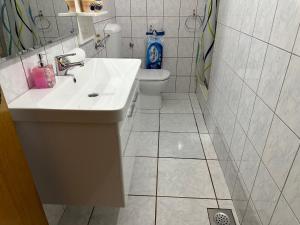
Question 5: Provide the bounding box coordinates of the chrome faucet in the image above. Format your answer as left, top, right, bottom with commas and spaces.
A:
55, 53, 84, 83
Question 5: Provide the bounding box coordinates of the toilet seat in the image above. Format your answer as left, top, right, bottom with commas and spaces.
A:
138, 69, 170, 81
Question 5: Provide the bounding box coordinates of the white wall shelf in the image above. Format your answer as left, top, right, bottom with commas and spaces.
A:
58, 11, 108, 17
57, 0, 108, 45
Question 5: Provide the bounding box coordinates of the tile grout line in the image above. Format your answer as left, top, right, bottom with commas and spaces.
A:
189, 0, 200, 93
131, 155, 208, 160
189, 94, 220, 208
174, 0, 183, 92
128, 194, 230, 201
154, 95, 161, 225
86, 207, 95, 225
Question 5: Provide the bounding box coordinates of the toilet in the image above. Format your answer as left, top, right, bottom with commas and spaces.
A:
137, 69, 170, 109
105, 23, 171, 109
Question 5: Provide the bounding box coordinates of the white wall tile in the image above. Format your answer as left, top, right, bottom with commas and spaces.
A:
240, 0, 260, 35
147, 0, 163, 17
164, 38, 179, 58
179, 17, 195, 38
239, 139, 260, 194
115, 0, 130, 16
147, 17, 164, 31
197, 0, 206, 16
176, 58, 192, 76
163, 58, 177, 75
164, 17, 180, 37
61, 37, 78, 53
234, 33, 252, 79
243, 199, 263, 225
163, 76, 176, 92
41, 17, 59, 39
270, 196, 300, 225
180, 0, 197, 16
116, 17, 132, 37
237, 84, 256, 132
131, 17, 147, 37
132, 38, 146, 58
228, 75, 243, 114
244, 38, 268, 92
262, 115, 300, 190
0, 58, 28, 103
131, 0, 146, 16
257, 45, 290, 110
176, 77, 190, 93
294, 28, 300, 55
248, 97, 274, 157
57, 17, 76, 38
251, 163, 281, 225
270, 0, 300, 52
37, 0, 55, 16
276, 55, 300, 137
283, 150, 300, 221
228, 0, 243, 30
230, 121, 246, 165
178, 38, 195, 57
121, 38, 133, 58
189, 76, 196, 92
164, 0, 180, 16
253, 0, 278, 42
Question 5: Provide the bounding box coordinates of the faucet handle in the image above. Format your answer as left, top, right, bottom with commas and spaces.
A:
55, 53, 76, 60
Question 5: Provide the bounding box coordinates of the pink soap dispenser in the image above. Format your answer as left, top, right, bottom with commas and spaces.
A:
31, 54, 56, 89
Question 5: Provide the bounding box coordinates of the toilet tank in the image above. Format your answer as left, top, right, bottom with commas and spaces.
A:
104, 24, 122, 58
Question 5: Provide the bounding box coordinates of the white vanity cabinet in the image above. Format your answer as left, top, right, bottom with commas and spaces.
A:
9, 58, 141, 208
14, 83, 138, 208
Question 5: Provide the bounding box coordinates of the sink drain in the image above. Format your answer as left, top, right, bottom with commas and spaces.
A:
208, 209, 236, 225
88, 93, 99, 97
214, 212, 231, 225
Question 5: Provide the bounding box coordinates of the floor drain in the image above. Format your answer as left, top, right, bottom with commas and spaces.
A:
208, 209, 236, 225
215, 212, 231, 225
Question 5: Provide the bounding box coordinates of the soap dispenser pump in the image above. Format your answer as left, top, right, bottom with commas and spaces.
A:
31, 54, 56, 89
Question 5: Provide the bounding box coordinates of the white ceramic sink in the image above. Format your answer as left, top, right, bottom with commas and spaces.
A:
8, 58, 141, 207
9, 58, 141, 123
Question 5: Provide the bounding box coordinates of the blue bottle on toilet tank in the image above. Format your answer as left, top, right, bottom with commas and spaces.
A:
146, 30, 165, 69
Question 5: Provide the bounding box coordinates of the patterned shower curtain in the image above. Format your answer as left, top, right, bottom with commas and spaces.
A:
0, 0, 40, 56
195, 0, 218, 88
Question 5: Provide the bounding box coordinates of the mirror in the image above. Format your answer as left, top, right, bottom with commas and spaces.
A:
0, 0, 78, 58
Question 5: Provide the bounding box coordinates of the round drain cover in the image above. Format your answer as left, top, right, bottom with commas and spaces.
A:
214, 212, 231, 225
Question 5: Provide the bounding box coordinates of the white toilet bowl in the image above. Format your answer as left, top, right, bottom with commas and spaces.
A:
137, 69, 171, 110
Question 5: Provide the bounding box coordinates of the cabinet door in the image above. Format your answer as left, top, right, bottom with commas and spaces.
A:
0, 87, 48, 225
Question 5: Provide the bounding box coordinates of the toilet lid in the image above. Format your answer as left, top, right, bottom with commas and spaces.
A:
138, 69, 170, 81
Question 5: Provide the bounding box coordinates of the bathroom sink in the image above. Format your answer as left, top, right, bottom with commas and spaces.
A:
8, 58, 141, 207
9, 58, 141, 123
